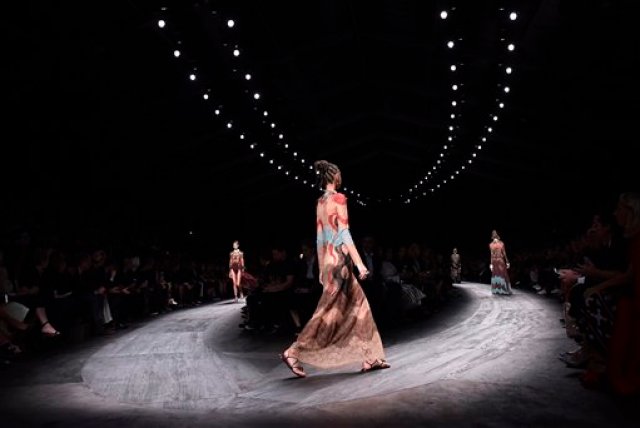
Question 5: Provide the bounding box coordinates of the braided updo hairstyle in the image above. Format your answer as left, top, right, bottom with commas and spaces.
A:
314, 160, 342, 189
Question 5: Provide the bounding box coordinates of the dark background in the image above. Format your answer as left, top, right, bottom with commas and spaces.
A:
2, 0, 639, 259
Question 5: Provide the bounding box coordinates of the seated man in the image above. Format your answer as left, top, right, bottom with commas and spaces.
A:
243, 244, 295, 333
559, 213, 628, 366
292, 241, 321, 328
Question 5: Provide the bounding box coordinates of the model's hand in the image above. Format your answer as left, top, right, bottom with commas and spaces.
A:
506, 262, 510, 269
357, 264, 370, 280
489, 264, 493, 271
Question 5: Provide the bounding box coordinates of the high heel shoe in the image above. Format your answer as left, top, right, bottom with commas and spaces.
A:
40, 321, 61, 337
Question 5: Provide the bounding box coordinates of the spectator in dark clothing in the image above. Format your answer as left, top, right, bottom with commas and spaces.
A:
72, 253, 113, 335
245, 245, 296, 333
110, 255, 140, 327
41, 251, 77, 332
567, 214, 628, 320
292, 241, 322, 326
359, 236, 385, 322
10, 248, 61, 337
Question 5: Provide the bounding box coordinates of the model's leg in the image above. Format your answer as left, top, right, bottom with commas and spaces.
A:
231, 271, 240, 302
238, 271, 244, 299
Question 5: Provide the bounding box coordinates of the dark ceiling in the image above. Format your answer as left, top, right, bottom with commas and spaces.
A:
3, 0, 639, 250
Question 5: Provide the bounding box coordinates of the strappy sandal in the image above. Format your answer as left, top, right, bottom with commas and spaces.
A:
279, 351, 306, 378
41, 321, 61, 337
361, 359, 391, 373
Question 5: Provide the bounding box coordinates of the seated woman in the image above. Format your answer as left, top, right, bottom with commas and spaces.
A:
9, 249, 61, 337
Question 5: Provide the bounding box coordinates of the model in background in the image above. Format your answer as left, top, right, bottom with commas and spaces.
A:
450, 248, 462, 284
489, 230, 512, 295
229, 241, 245, 303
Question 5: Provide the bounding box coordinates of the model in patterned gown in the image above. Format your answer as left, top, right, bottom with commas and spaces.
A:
489, 230, 512, 295
280, 160, 390, 377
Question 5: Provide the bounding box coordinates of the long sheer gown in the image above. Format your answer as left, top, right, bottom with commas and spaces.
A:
490, 239, 512, 295
287, 190, 386, 368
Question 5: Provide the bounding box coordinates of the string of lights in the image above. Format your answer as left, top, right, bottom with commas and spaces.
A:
155, 10, 346, 199
158, 7, 369, 206
217, 13, 369, 206
224, 13, 370, 206
398, 6, 465, 204
401, 6, 521, 204
156, 11, 319, 192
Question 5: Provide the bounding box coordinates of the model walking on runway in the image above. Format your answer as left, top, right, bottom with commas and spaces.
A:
280, 160, 390, 377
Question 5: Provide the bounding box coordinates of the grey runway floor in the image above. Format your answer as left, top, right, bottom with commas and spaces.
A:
1, 282, 638, 427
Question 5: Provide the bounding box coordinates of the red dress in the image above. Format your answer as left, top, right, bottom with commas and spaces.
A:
229, 250, 244, 274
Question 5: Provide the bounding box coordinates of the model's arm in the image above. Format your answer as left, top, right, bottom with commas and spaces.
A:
489, 245, 493, 271
334, 194, 368, 278
316, 205, 326, 285
240, 252, 245, 271
502, 243, 510, 268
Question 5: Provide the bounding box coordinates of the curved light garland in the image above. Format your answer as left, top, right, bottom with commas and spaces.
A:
215, 9, 369, 205
155, 5, 521, 207
155, 12, 317, 191
402, 6, 520, 203
399, 6, 465, 204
